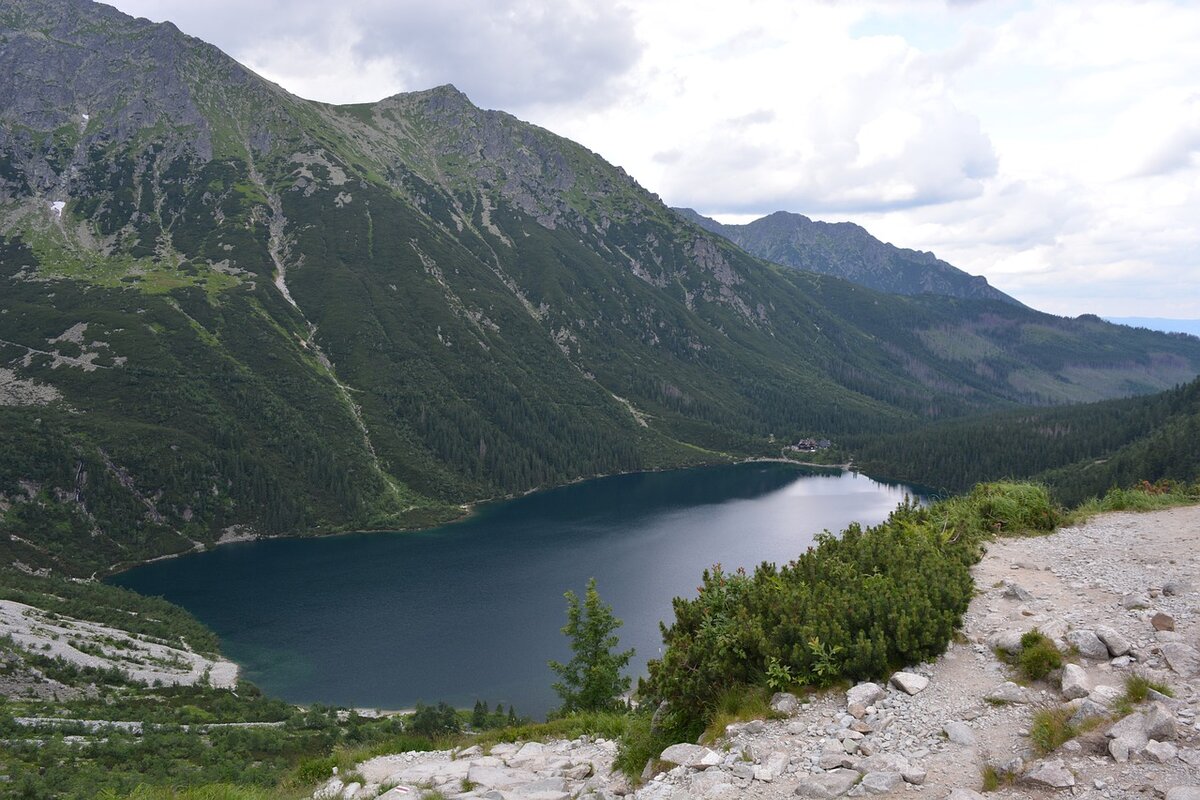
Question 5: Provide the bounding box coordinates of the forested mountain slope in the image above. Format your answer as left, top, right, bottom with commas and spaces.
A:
675, 207, 1017, 304
850, 374, 1200, 504
2, 0, 1199, 574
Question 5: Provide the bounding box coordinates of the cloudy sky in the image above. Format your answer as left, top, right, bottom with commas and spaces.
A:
107, 0, 1199, 319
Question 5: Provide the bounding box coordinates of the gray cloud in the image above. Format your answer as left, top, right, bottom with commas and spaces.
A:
108, 0, 641, 109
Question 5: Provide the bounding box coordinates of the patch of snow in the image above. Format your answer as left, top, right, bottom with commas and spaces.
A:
50, 201, 65, 218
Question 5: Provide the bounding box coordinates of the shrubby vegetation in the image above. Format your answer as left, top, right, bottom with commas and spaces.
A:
634, 483, 1054, 744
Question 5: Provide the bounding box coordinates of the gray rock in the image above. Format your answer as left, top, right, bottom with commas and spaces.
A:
1166, 788, 1200, 800
1002, 581, 1035, 602
943, 721, 975, 746
659, 743, 721, 769
889, 671, 929, 695
1162, 642, 1200, 677
1153, 612, 1176, 631
855, 754, 909, 774
1069, 698, 1110, 726
993, 757, 1024, 778
771, 692, 800, 715
1145, 739, 1178, 763
988, 630, 1024, 654
946, 791, 987, 800
1123, 594, 1152, 610
859, 772, 902, 794
1089, 684, 1123, 706
1094, 625, 1131, 657
1061, 664, 1091, 699
1066, 629, 1109, 660
730, 762, 755, 780
846, 683, 885, 708
901, 769, 926, 785
1143, 701, 1178, 739
985, 681, 1032, 704
793, 768, 860, 798
819, 746, 855, 770
1022, 758, 1075, 788
1162, 580, 1191, 596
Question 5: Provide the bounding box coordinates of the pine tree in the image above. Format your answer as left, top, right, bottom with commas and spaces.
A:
548, 577, 634, 713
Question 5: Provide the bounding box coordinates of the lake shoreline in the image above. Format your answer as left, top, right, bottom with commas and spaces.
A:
101, 456, 855, 578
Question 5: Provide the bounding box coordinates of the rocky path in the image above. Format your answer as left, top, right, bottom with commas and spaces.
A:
314, 505, 1200, 800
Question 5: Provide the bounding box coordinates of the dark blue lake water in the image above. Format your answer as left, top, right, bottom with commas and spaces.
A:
110, 463, 921, 718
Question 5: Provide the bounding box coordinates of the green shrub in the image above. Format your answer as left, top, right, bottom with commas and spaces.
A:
1018, 630, 1063, 681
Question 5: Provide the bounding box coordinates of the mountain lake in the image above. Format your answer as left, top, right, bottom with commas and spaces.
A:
110, 463, 926, 718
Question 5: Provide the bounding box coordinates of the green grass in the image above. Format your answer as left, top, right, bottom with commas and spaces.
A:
1030, 705, 1077, 755
700, 684, 778, 744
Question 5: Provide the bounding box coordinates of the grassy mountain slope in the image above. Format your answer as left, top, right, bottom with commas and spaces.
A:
675, 207, 1017, 305
2, 0, 1200, 574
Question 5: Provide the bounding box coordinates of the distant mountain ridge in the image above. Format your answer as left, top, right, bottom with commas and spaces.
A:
2, 0, 1200, 575
674, 207, 1018, 305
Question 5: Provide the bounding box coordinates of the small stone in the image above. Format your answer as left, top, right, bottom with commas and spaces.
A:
944, 721, 975, 746
1003, 581, 1035, 602
1123, 594, 1152, 610
901, 769, 926, 785
1153, 612, 1176, 631
1162, 580, 1191, 596
946, 791, 987, 800
988, 630, 1024, 653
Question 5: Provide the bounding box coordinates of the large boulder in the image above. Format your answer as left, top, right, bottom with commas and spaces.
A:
1066, 630, 1110, 660
985, 681, 1033, 704
1023, 759, 1075, 789
771, 692, 800, 715
659, 743, 721, 769
793, 768, 861, 798
1162, 643, 1200, 678
1061, 664, 1091, 700
889, 672, 929, 695
846, 683, 885, 708
859, 772, 903, 794
944, 721, 976, 746
1094, 625, 1131, 657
